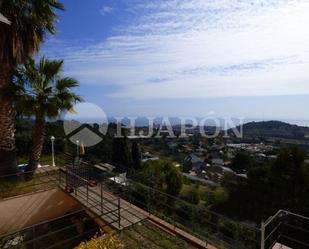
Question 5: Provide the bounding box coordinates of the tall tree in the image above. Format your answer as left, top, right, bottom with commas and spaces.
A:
10, 57, 82, 175
131, 141, 141, 170
184, 184, 200, 205
142, 160, 166, 189
141, 160, 183, 197
0, 0, 64, 175
111, 137, 132, 171
165, 163, 183, 197
231, 151, 254, 173
271, 147, 306, 212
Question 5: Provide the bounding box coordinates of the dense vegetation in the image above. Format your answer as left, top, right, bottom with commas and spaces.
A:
217, 147, 309, 222
139, 160, 183, 197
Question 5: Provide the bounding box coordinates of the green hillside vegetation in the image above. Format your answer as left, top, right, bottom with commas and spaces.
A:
230, 121, 309, 139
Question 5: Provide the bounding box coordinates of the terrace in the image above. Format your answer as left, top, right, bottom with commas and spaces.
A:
0, 153, 308, 249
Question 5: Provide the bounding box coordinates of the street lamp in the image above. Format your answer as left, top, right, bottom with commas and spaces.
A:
50, 136, 56, 167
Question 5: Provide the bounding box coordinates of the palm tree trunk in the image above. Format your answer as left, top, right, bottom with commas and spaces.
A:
27, 116, 45, 176
0, 64, 17, 176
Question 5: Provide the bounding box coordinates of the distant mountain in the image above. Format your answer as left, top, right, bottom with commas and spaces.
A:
230, 121, 309, 139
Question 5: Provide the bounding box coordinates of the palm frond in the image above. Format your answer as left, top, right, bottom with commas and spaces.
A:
9, 57, 83, 119
0, 0, 64, 65
56, 77, 79, 90
39, 57, 64, 87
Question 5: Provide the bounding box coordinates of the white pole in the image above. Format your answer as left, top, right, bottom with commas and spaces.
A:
51, 136, 56, 167
76, 140, 80, 157
261, 221, 265, 249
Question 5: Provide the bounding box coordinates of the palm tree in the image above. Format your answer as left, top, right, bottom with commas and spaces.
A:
11, 57, 82, 175
0, 0, 64, 175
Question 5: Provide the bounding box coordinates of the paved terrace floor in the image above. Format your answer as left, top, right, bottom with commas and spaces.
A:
67, 184, 148, 230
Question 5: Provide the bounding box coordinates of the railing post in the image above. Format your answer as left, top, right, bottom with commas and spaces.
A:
147, 187, 150, 213
58, 170, 61, 187
51, 136, 56, 167
118, 197, 121, 229
65, 170, 68, 190
101, 182, 103, 214
190, 204, 194, 232
148, 188, 155, 216
74, 175, 77, 196
33, 226, 36, 249
261, 221, 265, 249
86, 183, 89, 205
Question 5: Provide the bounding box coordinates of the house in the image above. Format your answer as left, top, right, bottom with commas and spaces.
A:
195, 146, 206, 156
109, 173, 129, 186
185, 153, 203, 164
192, 162, 205, 172
211, 158, 224, 167
221, 166, 234, 173
185, 153, 205, 172
94, 163, 115, 172
181, 144, 193, 153
205, 166, 223, 174
167, 142, 178, 151
142, 152, 159, 162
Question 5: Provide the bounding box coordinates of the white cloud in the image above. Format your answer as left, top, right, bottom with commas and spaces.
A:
99, 6, 114, 15
47, 0, 309, 99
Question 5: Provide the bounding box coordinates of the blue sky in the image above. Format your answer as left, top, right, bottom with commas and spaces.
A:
42, 0, 309, 124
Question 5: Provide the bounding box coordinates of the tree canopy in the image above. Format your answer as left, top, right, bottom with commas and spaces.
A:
0, 0, 64, 66
231, 151, 255, 173
131, 141, 141, 170
141, 160, 183, 197
219, 147, 309, 222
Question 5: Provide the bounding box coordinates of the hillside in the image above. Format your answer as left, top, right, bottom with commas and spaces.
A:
231, 121, 309, 139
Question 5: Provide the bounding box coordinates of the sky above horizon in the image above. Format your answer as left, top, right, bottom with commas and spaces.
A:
42, 0, 309, 123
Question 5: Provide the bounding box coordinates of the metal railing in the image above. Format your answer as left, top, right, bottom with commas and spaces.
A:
0, 209, 100, 249
83, 159, 262, 249
261, 209, 309, 249
58, 168, 122, 229
2, 153, 309, 249
122, 179, 260, 249
0, 168, 59, 200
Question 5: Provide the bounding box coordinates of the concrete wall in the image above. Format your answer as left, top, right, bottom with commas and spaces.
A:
0, 188, 82, 235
